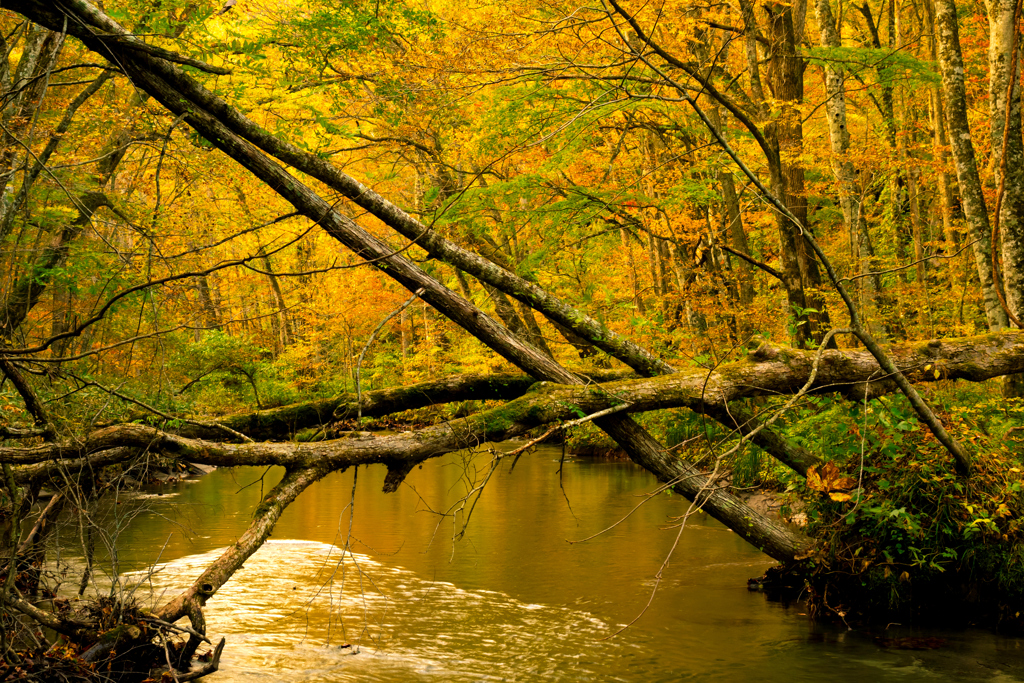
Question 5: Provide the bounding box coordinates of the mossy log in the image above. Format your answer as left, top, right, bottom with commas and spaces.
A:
165, 370, 633, 441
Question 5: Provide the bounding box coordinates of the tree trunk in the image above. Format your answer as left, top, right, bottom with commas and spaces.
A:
814, 0, 888, 336
706, 104, 755, 310
0, 25, 63, 224
934, 0, 1009, 330
720, 171, 755, 307
195, 274, 221, 330
621, 227, 646, 312
923, 0, 959, 247
985, 0, 1024, 395
764, 0, 831, 346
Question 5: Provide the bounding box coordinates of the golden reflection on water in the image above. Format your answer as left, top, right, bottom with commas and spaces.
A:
79, 446, 1024, 681
128, 541, 622, 681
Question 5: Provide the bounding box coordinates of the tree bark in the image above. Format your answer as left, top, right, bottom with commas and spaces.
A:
934, 0, 1009, 330
11, 329, 1024, 483
764, 0, 831, 346
924, 0, 959, 247
256, 245, 292, 355
814, 0, 887, 336
984, 0, 1024, 395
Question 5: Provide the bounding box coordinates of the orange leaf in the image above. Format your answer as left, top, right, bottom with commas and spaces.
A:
806, 462, 857, 493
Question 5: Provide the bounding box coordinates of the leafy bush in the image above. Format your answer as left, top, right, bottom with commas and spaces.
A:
793, 394, 1024, 627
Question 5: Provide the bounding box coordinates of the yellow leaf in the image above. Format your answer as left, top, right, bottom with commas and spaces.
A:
806, 462, 857, 492
829, 492, 852, 502
806, 466, 824, 491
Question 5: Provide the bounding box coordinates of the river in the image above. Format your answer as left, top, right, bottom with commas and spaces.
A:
84, 443, 1024, 681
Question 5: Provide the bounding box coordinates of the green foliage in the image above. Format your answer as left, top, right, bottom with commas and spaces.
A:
804, 45, 940, 86
793, 393, 1024, 621
173, 331, 282, 411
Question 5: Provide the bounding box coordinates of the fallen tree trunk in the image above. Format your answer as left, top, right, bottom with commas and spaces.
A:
160, 370, 632, 441
13, 328, 1023, 474
10, 327, 1020, 621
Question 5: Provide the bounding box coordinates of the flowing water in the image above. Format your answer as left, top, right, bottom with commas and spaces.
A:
75, 444, 1024, 681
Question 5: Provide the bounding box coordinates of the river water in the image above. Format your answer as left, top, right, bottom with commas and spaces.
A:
85, 444, 1024, 681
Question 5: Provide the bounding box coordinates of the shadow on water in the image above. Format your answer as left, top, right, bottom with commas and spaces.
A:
74, 444, 1024, 681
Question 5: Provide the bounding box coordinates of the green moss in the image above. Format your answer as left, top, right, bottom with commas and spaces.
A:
294, 427, 325, 442
252, 500, 276, 519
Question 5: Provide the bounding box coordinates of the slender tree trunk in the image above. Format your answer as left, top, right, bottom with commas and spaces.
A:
50, 282, 74, 359
720, 171, 755, 305
934, 0, 1009, 330
647, 231, 660, 298
621, 228, 646, 312
0, 26, 62, 209
195, 274, 221, 330
706, 103, 755, 310
257, 246, 292, 355
738, 0, 810, 344
909, 167, 927, 286
923, 0, 959, 249
985, 0, 1024, 395
764, 0, 830, 346
815, 0, 886, 336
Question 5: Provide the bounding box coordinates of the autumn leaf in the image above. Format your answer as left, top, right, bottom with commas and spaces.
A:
806, 462, 857, 494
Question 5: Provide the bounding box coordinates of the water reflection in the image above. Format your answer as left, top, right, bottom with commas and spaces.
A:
87, 446, 1024, 681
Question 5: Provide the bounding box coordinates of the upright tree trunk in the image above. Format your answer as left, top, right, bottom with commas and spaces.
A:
738, 0, 810, 346
257, 246, 292, 356
705, 103, 755, 310
49, 282, 74, 359
928, 92, 958, 243
934, 0, 1009, 330
909, 167, 927, 286
815, 0, 887, 336
985, 0, 1024, 394
764, 0, 830, 346
621, 228, 646, 313
0, 25, 63, 213
195, 274, 221, 330
720, 170, 756, 306
923, 0, 960, 266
